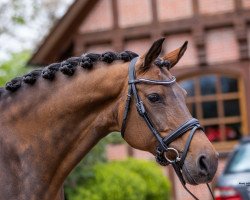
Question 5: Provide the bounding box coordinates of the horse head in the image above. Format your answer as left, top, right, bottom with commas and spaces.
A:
119, 38, 218, 186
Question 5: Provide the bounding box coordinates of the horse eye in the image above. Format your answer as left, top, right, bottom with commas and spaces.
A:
147, 93, 161, 103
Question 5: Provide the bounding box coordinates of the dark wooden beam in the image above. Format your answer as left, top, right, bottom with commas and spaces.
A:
76, 11, 250, 45
234, 0, 243, 13
192, 0, 206, 66
192, 0, 199, 16
172, 61, 247, 79
111, 0, 123, 51
234, 19, 249, 60
150, 0, 161, 40
193, 25, 206, 66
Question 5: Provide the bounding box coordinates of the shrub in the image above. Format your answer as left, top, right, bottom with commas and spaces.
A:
67, 159, 171, 200
119, 158, 171, 200
64, 140, 107, 198
70, 163, 147, 200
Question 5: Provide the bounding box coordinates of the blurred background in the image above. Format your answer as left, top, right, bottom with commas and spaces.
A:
1, 0, 250, 199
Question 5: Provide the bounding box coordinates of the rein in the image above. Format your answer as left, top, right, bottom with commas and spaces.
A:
121, 57, 215, 200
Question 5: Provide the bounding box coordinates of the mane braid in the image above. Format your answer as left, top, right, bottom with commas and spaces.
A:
60, 57, 80, 76
23, 69, 43, 85
42, 63, 61, 80
4, 50, 138, 93
5, 77, 23, 92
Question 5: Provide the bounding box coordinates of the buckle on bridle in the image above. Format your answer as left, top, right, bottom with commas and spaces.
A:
163, 147, 181, 163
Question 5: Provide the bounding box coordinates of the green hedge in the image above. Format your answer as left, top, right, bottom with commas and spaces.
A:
118, 159, 171, 200
66, 158, 171, 200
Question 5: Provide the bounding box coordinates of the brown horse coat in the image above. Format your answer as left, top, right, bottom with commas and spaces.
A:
0, 39, 218, 200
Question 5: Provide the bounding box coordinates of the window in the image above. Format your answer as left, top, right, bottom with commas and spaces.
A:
180, 74, 244, 143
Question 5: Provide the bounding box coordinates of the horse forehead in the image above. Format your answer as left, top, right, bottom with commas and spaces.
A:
143, 66, 173, 80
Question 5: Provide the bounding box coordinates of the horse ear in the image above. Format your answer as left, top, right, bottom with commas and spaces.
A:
141, 38, 165, 71
162, 41, 188, 69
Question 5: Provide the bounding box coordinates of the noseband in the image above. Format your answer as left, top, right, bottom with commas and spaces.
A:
121, 57, 214, 200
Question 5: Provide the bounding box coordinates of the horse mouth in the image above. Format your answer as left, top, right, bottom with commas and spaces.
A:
182, 166, 199, 185
182, 164, 215, 185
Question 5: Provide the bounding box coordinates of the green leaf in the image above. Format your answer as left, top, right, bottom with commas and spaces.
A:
12, 15, 26, 24
0, 51, 31, 86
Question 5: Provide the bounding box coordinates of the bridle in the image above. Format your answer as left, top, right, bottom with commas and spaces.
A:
121, 57, 215, 200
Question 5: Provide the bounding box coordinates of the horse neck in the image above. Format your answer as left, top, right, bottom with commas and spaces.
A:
0, 61, 128, 199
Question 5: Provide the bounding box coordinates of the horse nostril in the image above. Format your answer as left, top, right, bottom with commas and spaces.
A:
197, 155, 209, 176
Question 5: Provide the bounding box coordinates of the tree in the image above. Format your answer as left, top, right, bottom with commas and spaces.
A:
0, 51, 31, 86
0, 0, 73, 61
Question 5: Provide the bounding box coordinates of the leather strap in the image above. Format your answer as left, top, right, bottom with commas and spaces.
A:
120, 57, 138, 137
179, 125, 200, 167
163, 118, 202, 145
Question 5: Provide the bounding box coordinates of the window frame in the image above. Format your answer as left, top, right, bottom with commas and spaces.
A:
177, 70, 248, 152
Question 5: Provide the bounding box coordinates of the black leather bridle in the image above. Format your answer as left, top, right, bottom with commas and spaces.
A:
121, 57, 214, 200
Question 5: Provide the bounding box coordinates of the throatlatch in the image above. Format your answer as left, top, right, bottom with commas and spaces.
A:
121, 57, 215, 200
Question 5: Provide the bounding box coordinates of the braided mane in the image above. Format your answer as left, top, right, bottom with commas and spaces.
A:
0, 51, 138, 96
0, 49, 171, 99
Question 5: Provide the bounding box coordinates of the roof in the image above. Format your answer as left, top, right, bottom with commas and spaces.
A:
28, 0, 99, 66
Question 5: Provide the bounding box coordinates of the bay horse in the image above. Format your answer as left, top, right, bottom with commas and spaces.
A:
0, 38, 218, 200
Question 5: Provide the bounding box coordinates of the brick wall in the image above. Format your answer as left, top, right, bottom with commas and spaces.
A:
133, 149, 155, 160
242, 0, 250, 9
165, 33, 198, 68
117, 0, 152, 28
106, 144, 128, 160
198, 0, 234, 14
86, 43, 114, 53
106, 144, 154, 161
206, 28, 240, 64
157, 0, 193, 21
79, 0, 113, 33
124, 38, 151, 55
78, 0, 241, 33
